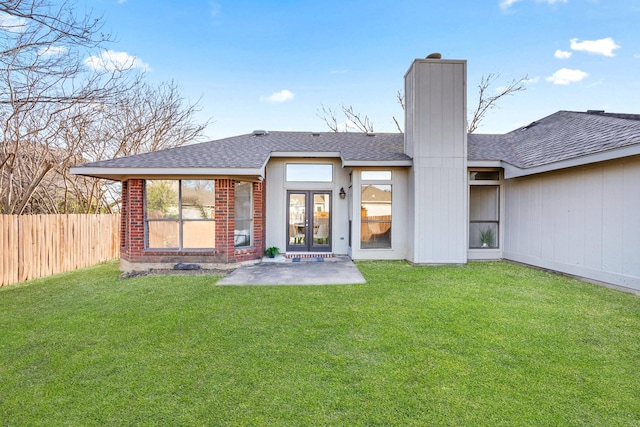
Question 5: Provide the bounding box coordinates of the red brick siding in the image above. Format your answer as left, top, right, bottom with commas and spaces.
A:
120, 180, 128, 250
121, 178, 266, 265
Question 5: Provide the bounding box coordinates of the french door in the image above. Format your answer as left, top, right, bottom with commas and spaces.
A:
286, 191, 331, 252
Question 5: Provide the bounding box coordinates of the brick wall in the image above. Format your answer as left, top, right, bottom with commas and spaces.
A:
120, 178, 265, 267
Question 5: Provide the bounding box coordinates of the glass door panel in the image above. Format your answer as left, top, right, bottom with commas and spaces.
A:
287, 191, 331, 252
288, 193, 306, 248
312, 194, 330, 248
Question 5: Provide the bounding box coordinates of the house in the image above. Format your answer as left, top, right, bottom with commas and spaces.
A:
71, 57, 640, 291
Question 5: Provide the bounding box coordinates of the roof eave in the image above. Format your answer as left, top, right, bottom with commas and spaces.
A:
503, 144, 640, 179
341, 159, 413, 167
467, 160, 503, 168
270, 151, 341, 158
69, 166, 266, 181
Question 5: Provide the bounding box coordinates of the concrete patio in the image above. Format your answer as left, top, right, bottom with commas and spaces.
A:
217, 256, 366, 285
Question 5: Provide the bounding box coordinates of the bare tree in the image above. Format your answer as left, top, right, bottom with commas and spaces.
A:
58, 78, 209, 214
317, 103, 375, 133
317, 75, 527, 134
467, 73, 527, 134
0, 0, 209, 214
392, 90, 404, 133
0, 0, 122, 213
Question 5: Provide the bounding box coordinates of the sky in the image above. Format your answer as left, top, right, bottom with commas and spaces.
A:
79, 0, 640, 140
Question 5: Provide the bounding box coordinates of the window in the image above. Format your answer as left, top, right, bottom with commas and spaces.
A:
470, 171, 499, 181
286, 164, 333, 182
234, 182, 253, 247
469, 171, 500, 249
361, 171, 392, 180
145, 180, 215, 249
361, 184, 392, 249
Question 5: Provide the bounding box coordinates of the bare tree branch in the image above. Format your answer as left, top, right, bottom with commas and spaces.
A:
316, 104, 340, 132
0, 0, 210, 214
316, 103, 374, 133
467, 73, 528, 133
317, 75, 527, 135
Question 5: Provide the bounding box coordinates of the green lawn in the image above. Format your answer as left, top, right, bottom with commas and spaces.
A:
1, 261, 639, 426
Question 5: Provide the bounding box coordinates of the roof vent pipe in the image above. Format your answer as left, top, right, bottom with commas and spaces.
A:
252, 130, 268, 136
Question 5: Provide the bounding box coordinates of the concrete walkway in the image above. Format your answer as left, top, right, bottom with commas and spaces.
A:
217, 255, 366, 285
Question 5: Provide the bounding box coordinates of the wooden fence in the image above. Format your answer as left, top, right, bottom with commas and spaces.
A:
1, 214, 120, 287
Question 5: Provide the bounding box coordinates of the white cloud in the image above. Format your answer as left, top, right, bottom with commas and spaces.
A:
38, 45, 68, 56
210, 2, 221, 17
546, 68, 588, 85
261, 89, 295, 103
500, 0, 522, 9
570, 37, 620, 57
500, 0, 566, 9
0, 12, 27, 32
554, 49, 572, 59
84, 50, 150, 72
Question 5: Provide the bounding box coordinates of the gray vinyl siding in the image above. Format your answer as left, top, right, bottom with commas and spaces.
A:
405, 59, 468, 264
503, 156, 640, 290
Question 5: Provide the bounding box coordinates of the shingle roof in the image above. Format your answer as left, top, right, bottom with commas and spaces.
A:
468, 111, 640, 168
74, 110, 640, 176
78, 131, 409, 170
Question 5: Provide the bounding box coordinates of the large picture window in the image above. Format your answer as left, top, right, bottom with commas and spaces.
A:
361, 184, 392, 249
234, 182, 253, 247
145, 180, 215, 249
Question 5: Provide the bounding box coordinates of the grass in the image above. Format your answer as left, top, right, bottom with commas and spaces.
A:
1, 260, 639, 426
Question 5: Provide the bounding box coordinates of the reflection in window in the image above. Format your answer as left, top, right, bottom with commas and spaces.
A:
286, 164, 333, 182
361, 184, 391, 249
234, 182, 253, 247
145, 180, 215, 249
469, 185, 499, 248
361, 171, 391, 180
470, 171, 500, 181
313, 194, 330, 246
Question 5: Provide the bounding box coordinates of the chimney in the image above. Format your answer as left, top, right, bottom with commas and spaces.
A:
403, 55, 468, 264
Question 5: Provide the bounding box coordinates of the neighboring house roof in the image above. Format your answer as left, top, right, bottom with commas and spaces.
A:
72, 110, 640, 181
71, 131, 411, 180
468, 111, 640, 177
361, 184, 392, 203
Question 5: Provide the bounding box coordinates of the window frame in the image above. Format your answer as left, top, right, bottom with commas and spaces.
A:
234, 181, 253, 248
360, 170, 393, 250
144, 179, 216, 250
468, 170, 502, 250
285, 163, 333, 182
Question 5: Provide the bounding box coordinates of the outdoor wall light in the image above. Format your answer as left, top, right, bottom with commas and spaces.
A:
339, 187, 346, 199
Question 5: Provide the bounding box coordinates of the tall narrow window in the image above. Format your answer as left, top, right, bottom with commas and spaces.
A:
361, 184, 392, 249
234, 182, 253, 247
469, 171, 500, 249
145, 180, 215, 249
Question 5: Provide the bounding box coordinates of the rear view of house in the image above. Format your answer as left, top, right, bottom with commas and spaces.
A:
72, 56, 640, 291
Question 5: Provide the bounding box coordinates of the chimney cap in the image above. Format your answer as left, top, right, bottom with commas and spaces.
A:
426, 52, 442, 59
